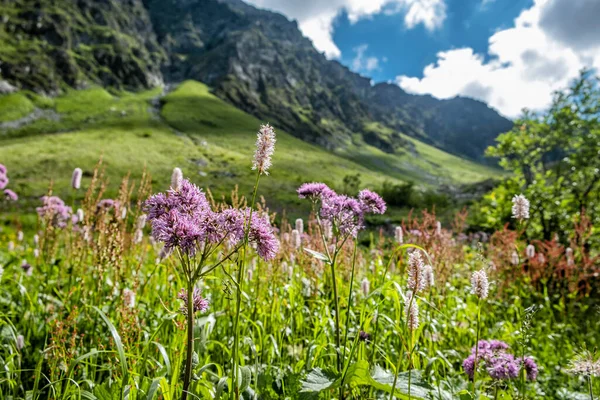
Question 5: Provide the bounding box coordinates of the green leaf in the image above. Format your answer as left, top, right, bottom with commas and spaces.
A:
300, 367, 339, 393
303, 248, 330, 262
369, 364, 432, 399
90, 306, 129, 389
238, 366, 252, 392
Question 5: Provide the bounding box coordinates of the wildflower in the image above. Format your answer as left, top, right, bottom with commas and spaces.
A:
487, 353, 520, 380
463, 354, 476, 379
357, 189, 386, 214
0, 175, 8, 189
252, 124, 276, 175
358, 331, 371, 342
470, 269, 489, 299
33, 248, 39, 258
511, 194, 530, 220
71, 167, 82, 189
511, 251, 519, 266
423, 264, 435, 289
97, 199, 118, 211
171, 167, 183, 191
8, 241, 15, 251
394, 226, 403, 244
4, 189, 18, 201
121, 206, 127, 220
33, 234, 39, 246
361, 277, 370, 296
567, 350, 600, 377
76, 209, 84, 223
248, 212, 279, 260
21, 260, 32, 276
295, 218, 304, 235
37, 196, 72, 228
520, 356, 539, 381
436, 221, 442, 236
297, 182, 333, 199
0, 163, 6, 175
123, 288, 136, 308
291, 229, 301, 249
407, 251, 426, 293
177, 287, 209, 315
16, 335, 24, 350
405, 292, 419, 331
320, 193, 364, 237
566, 247, 574, 266
133, 229, 143, 244
17, 231, 23, 242
526, 244, 535, 258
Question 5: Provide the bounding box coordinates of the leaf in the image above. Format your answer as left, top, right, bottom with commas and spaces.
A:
370, 364, 433, 399
303, 248, 330, 262
215, 376, 229, 399
146, 378, 161, 400
300, 367, 339, 393
90, 306, 129, 388
238, 366, 252, 392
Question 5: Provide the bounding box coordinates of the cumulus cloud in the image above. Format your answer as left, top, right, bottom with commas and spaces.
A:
396, 0, 600, 117
245, 0, 447, 58
351, 44, 380, 73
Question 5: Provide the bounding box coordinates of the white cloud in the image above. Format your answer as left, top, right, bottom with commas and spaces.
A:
351, 44, 380, 73
396, 0, 600, 117
245, 0, 447, 58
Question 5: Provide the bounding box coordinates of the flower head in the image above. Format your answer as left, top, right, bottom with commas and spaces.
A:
526, 244, 535, 258
171, 167, 183, 191
297, 182, 333, 199
511, 194, 530, 220
567, 350, 600, 377
407, 251, 426, 293
0, 164, 6, 175
405, 292, 419, 331
4, 189, 18, 201
252, 124, 276, 175
487, 353, 519, 380
248, 211, 279, 260
470, 269, 489, 299
361, 277, 370, 296
394, 226, 403, 244
423, 264, 435, 289
320, 193, 364, 237
358, 189, 386, 214
291, 229, 301, 249
295, 218, 304, 235
520, 356, 538, 381
0, 175, 8, 190
177, 287, 209, 315
71, 167, 82, 189
37, 196, 71, 227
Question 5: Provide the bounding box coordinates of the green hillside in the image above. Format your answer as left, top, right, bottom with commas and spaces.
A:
0, 81, 498, 214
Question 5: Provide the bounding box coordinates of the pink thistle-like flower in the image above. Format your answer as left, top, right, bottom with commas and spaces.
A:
248, 212, 279, 260
37, 196, 71, 227
520, 356, 538, 381
358, 189, 386, 214
297, 182, 333, 199
4, 189, 17, 201
405, 291, 419, 331
177, 287, 209, 315
0, 163, 6, 175
252, 124, 276, 175
0, 175, 8, 190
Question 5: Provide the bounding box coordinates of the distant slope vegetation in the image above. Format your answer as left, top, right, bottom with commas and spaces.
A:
0, 0, 513, 163
0, 81, 498, 216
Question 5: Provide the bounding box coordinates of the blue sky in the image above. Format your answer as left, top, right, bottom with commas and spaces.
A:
335, 0, 533, 82
246, 0, 600, 117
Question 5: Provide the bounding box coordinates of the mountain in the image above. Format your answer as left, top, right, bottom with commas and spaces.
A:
0, 0, 513, 161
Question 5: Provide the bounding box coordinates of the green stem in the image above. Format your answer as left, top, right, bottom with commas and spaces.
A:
589, 376, 594, 400
342, 242, 358, 365
330, 250, 342, 373
473, 298, 481, 396
181, 278, 194, 400
389, 294, 416, 400
231, 171, 261, 400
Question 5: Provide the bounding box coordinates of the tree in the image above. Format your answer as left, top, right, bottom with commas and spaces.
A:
477, 70, 600, 242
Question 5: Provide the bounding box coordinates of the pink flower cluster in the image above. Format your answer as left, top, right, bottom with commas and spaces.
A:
36, 196, 72, 228
297, 183, 386, 238
0, 163, 18, 201
145, 179, 278, 260
463, 340, 538, 381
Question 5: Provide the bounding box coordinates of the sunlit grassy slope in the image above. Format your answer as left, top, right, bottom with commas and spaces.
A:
0, 81, 499, 213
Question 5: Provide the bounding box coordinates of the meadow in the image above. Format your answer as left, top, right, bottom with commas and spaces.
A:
1, 122, 599, 400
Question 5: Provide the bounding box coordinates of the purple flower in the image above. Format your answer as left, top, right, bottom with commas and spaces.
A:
358, 331, 371, 342
218, 208, 245, 245
0, 163, 6, 175
487, 353, 519, 380
0, 175, 8, 190
463, 354, 476, 379
248, 212, 279, 260
177, 288, 209, 315
358, 189, 386, 214
4, 189, 18, 201
521, 356, 538, 381
297, 182, 334, 199
37, 196, 71, 227
321, 193, 364, 237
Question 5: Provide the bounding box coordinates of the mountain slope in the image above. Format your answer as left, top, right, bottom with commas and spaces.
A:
0, 0, 512, 163
0, 81, 498, 215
